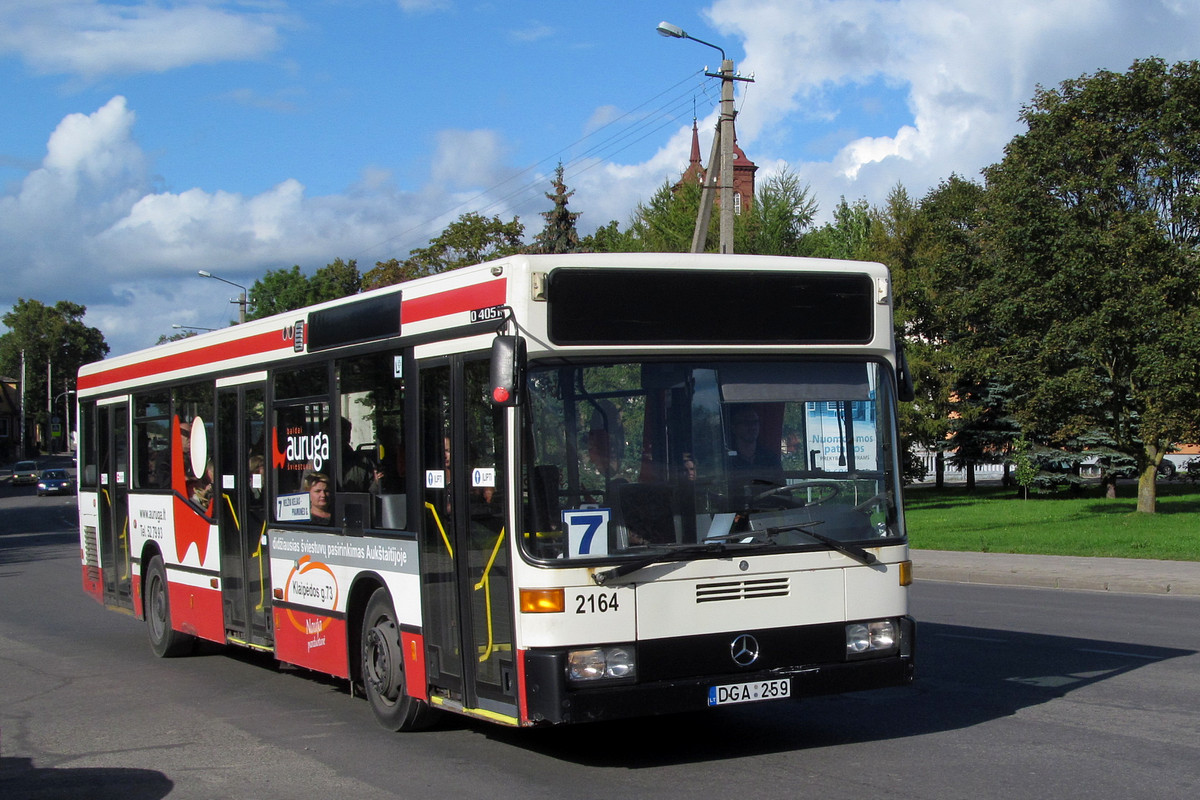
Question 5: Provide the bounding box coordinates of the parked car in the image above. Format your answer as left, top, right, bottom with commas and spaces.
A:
36, 468, 75, 496
11, 460, 40, 486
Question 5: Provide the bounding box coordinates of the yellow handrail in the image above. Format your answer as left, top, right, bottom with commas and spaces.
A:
424, 501, 454, 558
473, 527, 506, 662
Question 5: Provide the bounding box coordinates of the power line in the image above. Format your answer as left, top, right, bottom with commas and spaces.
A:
350, 69, 717, 263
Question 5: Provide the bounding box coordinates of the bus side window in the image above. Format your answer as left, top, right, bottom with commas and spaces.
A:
336, 352, 407, 530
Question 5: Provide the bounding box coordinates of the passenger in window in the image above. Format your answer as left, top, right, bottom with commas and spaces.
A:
370, 426, 406, 493
728, 406, 783, 492
248, 454, 265, 500
585, 401, 625, 481
305, 471, 333, 524
681, 453, 697, 482
179, 418, 214, 508
191, 459, 215, 509
340, 418, 375, 493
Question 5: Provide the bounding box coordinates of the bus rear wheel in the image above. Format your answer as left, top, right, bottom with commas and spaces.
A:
361, 588, 436, 731
145, 555, 195, 658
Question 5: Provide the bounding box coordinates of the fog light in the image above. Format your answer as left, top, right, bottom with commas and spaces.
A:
567, 648, 607, 681
847, 623, 872, 654
566, 645, 637, 683
846, 619, 899, 658
605, 646, 635, 678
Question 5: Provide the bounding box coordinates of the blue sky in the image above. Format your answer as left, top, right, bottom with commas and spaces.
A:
3, 0, 1200, 357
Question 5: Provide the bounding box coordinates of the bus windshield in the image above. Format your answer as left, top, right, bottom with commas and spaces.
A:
520, 359, 905, 564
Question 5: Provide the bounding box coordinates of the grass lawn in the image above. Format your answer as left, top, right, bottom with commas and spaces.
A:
903, 480, 1200, 561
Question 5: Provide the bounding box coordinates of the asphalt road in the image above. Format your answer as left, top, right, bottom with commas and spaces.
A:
2, 473, 1199, 799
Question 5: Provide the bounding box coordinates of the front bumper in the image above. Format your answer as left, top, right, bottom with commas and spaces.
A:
523, 616, 916, 725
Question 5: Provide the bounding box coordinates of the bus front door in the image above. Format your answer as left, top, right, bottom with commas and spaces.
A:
98, 401, 134, 611
216, 384, 272, 649
419, 357, 517, 721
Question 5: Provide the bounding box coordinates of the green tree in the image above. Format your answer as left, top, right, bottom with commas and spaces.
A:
309, 257, 361, 303
363, 213, 524, 289
247, 265, 313, 321
0, 299, 108, 453
156, 329, 198, 345
975, 58, 1200, 512
738, 168, 819, 256
408, 212, 525, 274
248, 258, 362, 320
626, 180, 704, 253
1011, 434, 1038, 499
362, 258, 423, 291
802, 197, 874, 259
578, 219, 634, 253
531, 163, 581, 254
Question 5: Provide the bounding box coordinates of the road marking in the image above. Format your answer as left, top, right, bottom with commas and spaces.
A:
1077, 647, 1160, 660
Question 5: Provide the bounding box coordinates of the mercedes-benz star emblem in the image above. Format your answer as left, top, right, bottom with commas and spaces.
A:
730, 634, 760, 667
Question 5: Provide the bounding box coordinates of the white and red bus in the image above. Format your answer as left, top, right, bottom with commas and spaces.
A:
77, 253, 915, 730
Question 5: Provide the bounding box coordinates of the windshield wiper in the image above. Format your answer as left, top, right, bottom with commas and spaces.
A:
591, 540, 767, 586
592, 524, 877, 585
763, 523, 877, 566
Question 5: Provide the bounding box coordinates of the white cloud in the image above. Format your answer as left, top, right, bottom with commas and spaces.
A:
508, 23, 555, 43
429, 130, 512, 189
395, 0, 451, 12
706, 0, 1200, 212
7, 0, 1200, 357
0, 95, 467, 354
0, 1, 285, 79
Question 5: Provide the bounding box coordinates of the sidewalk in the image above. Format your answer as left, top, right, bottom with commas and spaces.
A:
914, 549, 1200, 597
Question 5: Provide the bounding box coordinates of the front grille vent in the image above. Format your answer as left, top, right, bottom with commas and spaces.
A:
696, 576, 789, 603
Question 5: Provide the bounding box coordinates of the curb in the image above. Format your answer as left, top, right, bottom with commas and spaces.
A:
913, 550, 1200, 597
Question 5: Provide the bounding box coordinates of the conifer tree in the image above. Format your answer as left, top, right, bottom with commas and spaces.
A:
532, 163, 581, 254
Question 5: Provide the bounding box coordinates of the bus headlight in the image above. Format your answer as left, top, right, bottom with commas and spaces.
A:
846, 620, 899, 659
566, 645, 636, 683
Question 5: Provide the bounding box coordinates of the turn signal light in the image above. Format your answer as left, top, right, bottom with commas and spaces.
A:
520, 587, 565, 613
898, 560, 913, 586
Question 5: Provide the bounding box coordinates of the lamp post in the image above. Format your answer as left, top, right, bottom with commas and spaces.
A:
55, 388, 75, 454
657, 21, 751, 255
197, 270, 248, 324
172, 324, 218, 333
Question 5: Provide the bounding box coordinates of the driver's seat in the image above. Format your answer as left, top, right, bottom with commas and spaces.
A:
612, 483, 679, 547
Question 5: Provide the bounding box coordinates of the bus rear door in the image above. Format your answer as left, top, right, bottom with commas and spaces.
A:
216, 382, 272, 649
97, 400, 134, 611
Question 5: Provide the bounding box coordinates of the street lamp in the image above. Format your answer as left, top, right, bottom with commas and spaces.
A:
54, 388, 75, 454
657, 21, 751, 255
172, 324, 217, 332
198, 270, 248, 324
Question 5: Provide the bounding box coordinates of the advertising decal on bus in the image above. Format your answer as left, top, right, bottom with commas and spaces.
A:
270, 531, 420, 677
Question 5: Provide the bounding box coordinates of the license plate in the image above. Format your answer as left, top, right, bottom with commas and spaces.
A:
707, 678, 791, 706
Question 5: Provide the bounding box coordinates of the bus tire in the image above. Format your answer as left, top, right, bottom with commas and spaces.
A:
362, 588, 436, 731
145, 555, 195, 658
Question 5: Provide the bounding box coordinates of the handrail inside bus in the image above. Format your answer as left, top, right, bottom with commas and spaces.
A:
424, 502, 454, 558
473, 527, 507, 662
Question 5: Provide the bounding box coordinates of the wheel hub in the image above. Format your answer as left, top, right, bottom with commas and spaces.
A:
364, 624, 401, 699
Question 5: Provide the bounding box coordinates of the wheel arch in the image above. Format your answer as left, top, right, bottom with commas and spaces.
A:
136, 541, 165, 620
346, 572, 389, 688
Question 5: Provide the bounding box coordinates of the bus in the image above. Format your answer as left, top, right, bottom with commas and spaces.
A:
77, 253, 915, 730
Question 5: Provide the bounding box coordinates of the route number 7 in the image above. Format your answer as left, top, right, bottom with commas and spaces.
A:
564, 509, 610, 557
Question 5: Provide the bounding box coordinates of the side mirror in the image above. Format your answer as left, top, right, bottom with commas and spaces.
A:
489, 335, 526, 406
896, 343, 915, 403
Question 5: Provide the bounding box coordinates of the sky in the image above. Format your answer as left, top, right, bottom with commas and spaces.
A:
3, 0, 1200, 359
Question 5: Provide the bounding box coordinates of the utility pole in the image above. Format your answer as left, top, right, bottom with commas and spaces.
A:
715, 57, 739, 254
657, 22, 753, 254
47, 359, 52, 453
19, 349, 26, 458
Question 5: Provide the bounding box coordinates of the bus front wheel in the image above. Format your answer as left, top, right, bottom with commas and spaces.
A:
144, 555, 195, 658
361, 588, 436, 731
